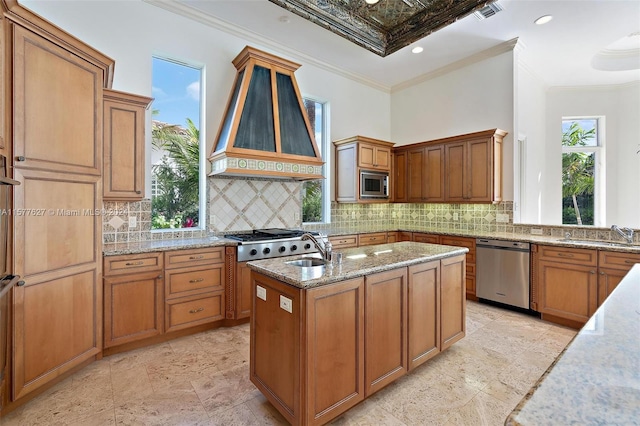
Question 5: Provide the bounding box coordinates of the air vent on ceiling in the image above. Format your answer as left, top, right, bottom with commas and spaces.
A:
473, 2, 504, 20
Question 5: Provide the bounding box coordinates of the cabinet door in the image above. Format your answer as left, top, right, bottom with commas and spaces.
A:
104, 271, 164, 348
236, 261, 252, 319
393, 150, 407, 202
13, 25, 102, 175
335, 143, 357, 202
444, 142, 466, 202
424, 145, 445, 201
103, 90, 150, 200
0, 15, 6, 152
538, 260, 597, 323
467, 138, 492, 202
597, 268, 628, 307
359, 143, 390, 170
305, 277, 365, 425
407, 148, 424, 202
407, 262, 440, 371
365, 268, 407, 396
440, 255, 466, 351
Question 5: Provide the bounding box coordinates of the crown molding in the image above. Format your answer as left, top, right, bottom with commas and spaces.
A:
143, 0, 391, 93
391, 37, 519, 93
548, 80, 640, 92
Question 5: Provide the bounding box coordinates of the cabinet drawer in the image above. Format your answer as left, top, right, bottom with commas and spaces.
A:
329, 235, 358, 248
466, 263, 475, 277
165, 265, 224, 299
537, 245, 596, 266
164, 247, 224, 269
413, 233, 440, 244
598, 250, 640, 271
358, 233, 387, 246
104, 252, 162, 276
166, 292, 224, 332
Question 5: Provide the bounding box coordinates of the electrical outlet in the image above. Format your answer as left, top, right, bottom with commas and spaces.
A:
280, 295, 292, 313
531, 228, 543, 235
128, 216, 137, 228
294, 212, 300, 221
351, 211, 356, 219
256, 285, 266, 301
453, 212, 459, 221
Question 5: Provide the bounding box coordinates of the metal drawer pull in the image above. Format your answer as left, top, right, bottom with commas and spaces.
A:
125, 261, 144, 266
189, 307, 204, 314
590, 270, 595, 274
557, 253, 574, 258
189, 255, 204, 260
625, 260, 634, 264
599, 271, 605, 275
189, 278, 204, 283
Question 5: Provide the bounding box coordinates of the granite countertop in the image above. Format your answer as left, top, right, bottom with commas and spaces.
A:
103, 236, 236, 256
505, 264, 640, 425
246, 241, 468, 289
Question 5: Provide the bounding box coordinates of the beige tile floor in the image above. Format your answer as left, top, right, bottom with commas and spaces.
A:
1, 301, 576, 426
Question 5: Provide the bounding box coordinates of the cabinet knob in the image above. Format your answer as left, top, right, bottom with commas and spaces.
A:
17, 280, 26, 286
590, 270, 595, 274
136, 190, 141, 194
157, 275, 163, 279
16, 156, 25, 162
599, 271, 605, 275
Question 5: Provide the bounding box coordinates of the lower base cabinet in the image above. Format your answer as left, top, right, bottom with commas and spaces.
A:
250, 254, 466, 426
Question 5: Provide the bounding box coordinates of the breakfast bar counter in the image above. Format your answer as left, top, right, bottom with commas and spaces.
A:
506, 264, 640, 425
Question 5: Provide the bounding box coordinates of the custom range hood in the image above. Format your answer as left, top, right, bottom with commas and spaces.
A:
209, 46, 324, 180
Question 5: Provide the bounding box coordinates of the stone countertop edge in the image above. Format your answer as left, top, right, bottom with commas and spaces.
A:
504, 264, 640, 425
103, 237, 236, 256
246, 242, 469, 289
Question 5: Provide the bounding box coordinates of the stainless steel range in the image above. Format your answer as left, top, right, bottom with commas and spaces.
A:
225, 229, 326, 261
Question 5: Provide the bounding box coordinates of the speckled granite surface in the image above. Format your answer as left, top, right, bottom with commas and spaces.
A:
505, 264, 640, 425
103, 237, 235, 256
246, 241, 468, 288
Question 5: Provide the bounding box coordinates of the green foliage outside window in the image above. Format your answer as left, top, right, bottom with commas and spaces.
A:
561, 122, 596, 225
302, 180, 322, 222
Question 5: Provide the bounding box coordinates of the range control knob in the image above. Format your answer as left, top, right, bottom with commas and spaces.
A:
304, 243, 311, 250
291, 245, 298, 252
278, 246, 286, 253
263, 247, 271, 255
249, 249, 258, 256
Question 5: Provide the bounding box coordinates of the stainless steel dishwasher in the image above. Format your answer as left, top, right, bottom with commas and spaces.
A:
476, 239, 531, 309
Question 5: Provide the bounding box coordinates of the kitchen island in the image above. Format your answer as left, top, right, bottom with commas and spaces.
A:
506, 263, 640, 425
247, 242, 468, 426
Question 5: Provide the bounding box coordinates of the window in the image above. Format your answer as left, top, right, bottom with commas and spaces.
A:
151, 57, 204, 230
302, 98, 330, 223
561, 117, 604, 226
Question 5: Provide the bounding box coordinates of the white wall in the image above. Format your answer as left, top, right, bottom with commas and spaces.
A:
390, 51, 515, 200
515, 64, 547, 224
545, 83, 640, 227
21, 0, 392, 200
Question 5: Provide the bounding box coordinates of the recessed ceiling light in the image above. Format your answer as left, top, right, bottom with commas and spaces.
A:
534, 15, 553, 25
365, 0, 379, 4
412, 46, 424, 54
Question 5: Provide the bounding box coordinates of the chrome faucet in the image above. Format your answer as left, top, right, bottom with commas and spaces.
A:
301, 233, 333, 262
611, 225, 634, 244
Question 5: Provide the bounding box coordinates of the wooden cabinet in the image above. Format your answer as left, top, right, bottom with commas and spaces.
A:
358, 232, 387, 247
407, 261, 440, 371
328, 234, 358, 249
407, 144, 445, 202
103, 89, 152, 200
412, 233, 441, 244
440, 254, 466, 350
103, 253, 164, 348
364, 268, 407, 396
533, 245, 598, 325
235, 261, 253, 320
334, 136, 394, 203
597, 251, 640, 306
392, 129, 505, 204
440, 236, 476, 299
0, 13, 6, 154
392, 150, 407, 202
164, 248, 225, 332
10, 20, 110, 400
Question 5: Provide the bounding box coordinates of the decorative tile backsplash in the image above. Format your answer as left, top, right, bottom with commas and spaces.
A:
208, 176, 302, 233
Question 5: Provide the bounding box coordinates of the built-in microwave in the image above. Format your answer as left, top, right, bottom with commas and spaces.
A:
360, 170, 389, 199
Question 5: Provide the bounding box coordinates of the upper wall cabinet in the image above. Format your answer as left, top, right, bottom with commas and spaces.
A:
103, 89, 152, 201
394, 129, 506, 204
334, 136, 394, 203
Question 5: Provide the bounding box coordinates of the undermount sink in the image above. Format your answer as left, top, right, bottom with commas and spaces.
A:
286, 258, 326, 268
556, 239, 635, 248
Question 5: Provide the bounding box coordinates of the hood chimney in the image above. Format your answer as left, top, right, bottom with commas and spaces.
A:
209, 46, 324, 180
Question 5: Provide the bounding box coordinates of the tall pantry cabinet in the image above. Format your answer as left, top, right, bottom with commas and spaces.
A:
1, 0, 115, 403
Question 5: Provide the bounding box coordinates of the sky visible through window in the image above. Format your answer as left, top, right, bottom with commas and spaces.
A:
151, 57, 201, 128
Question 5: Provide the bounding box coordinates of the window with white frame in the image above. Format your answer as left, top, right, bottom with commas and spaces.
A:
302, 98, 330, 224
561, 117, 604, 226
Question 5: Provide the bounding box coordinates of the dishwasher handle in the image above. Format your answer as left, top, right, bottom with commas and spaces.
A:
476, 238, 530, 251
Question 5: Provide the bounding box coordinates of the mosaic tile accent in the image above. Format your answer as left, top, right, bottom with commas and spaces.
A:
210, 156, 323, 178
208, 176, 302, 233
